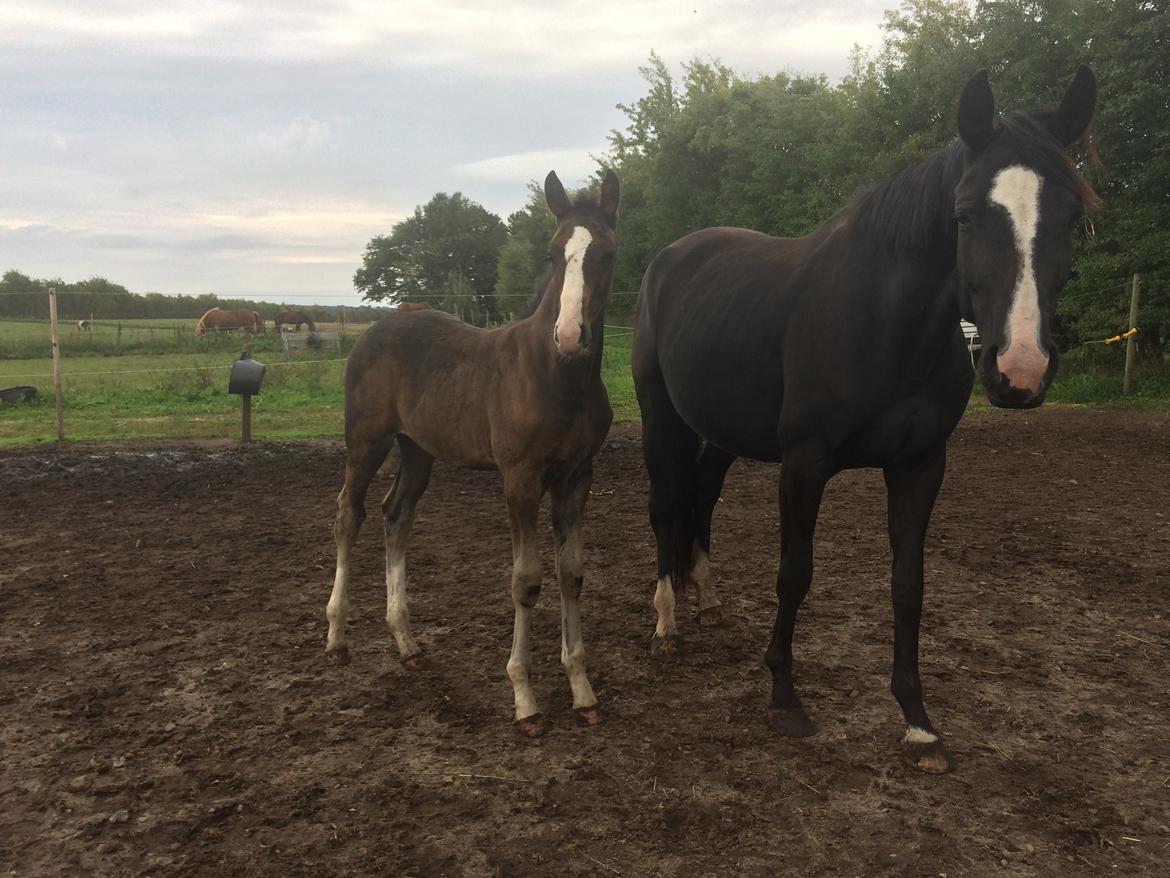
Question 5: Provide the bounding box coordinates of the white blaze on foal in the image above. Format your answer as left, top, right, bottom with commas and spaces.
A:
555, 226, 592, 354
989, 165, 1049, 393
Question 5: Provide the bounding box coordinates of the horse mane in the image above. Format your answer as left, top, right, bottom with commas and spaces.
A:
851, 108, 1100, 254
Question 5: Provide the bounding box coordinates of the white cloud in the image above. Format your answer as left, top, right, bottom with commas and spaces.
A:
454, 148, 602, 187
246, 116, 339, 158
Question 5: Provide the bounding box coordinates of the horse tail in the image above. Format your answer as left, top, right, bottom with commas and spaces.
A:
633, 259, 700, 596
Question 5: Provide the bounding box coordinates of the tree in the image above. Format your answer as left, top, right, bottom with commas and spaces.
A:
354, 192, 508, 321
494, 184, 556, 317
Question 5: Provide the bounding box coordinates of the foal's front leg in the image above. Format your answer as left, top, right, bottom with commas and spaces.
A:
551, 465, 600, 726
503, 469, 546, 736
884, 446, 953, 773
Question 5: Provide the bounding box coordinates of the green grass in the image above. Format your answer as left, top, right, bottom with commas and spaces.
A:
4, 324, 1170, 446
0, 329, 643, 445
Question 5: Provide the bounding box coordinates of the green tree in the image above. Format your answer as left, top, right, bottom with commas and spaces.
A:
494, 184, 556, 317
354, 192, 508, 321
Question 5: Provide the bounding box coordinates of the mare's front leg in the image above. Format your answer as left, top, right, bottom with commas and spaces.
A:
550, 464, 600, 727
885, 445, 953, 773
503, 468, 547, 737
765, 447, 830, 738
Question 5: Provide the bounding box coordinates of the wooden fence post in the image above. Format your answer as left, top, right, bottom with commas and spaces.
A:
1124, 273, 1141, 396
48, 287, 65, 441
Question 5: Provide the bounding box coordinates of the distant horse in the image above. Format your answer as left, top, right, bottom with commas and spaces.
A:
196, 308, 263, 336
326, 170, 620, 736
396, 302, 433, 313
77, 320, 92, 332
273, 310, 316, 332
633, 68, 1098, 772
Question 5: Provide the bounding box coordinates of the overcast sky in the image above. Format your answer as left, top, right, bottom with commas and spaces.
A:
0, 1, 896, 304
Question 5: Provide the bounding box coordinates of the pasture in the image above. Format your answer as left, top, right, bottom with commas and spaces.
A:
0, 328, 640, 445
1, 406, 1167, 876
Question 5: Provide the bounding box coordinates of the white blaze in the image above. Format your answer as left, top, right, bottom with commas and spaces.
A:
555, 225, 592, 353
989, 165, 1049, 393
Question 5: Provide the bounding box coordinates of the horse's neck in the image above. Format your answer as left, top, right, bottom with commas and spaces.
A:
518, 292, 607, 387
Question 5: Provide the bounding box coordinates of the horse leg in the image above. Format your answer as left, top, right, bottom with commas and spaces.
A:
884, 444, 953, 773
325, 434, 394, 665
692, 445, 736, 628
382, 436, 434, 670
765, 447, 830, 738
503, 468, 546, 736
638, 382, 699, 661
550, 463, 600, 727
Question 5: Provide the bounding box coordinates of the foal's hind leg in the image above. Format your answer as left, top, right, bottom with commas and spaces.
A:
382, 436, 434, 670
692, 445, 736, 628
884, 445, 953, 773
326, 435, 395, 664
551, 464, 600, 727
502, 467, 546, 736
765, 446, 830, 738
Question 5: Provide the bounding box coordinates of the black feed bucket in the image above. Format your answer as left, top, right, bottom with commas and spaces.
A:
0, 386, 38, 405
228, 353, 266, 396
228, 352, 265, 442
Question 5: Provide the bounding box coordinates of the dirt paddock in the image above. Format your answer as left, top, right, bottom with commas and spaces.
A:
2, 407, 1168, 877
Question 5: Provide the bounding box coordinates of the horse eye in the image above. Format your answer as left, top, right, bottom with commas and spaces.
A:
955, 213, 972, 226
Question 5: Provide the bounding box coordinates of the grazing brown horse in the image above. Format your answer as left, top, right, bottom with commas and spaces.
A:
273, 310, 316, 331
196, 308, 262, 336
395, 301, 433, 312
326, 170, 620, 736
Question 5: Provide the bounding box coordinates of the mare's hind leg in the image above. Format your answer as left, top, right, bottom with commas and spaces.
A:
382, 436, 434, 670
502, 467, 547, 736
884, 445, 953, 773
326, 435, 395, 664
636, 372, 699, 660
765, 446, 830, 738
692, 445, 736, 628
550, 463, 600, 727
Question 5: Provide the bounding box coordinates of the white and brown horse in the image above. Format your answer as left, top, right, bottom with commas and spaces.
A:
325, 170, 620, 736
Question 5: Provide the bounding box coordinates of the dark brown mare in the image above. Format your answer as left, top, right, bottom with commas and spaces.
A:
196, 308, 262, 336
395, 302, 433, 312
273, 310, 316, 331
326, 170, 620, 735
633, 69, 1098, 772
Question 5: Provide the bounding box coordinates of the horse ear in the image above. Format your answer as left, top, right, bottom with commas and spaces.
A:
599, 168, 620, 226
958, 69, 996, 151
544, 170, 570, 220
1053, 65, 1096, 145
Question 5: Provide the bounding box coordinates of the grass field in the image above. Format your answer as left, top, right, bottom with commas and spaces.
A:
3, 322, 1168, 446
0, 331, 640, 445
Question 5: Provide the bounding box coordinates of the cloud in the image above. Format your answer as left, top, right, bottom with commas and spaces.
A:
454, 149, 602, 187
246, 115, 339, 158
0, 1, 889, 76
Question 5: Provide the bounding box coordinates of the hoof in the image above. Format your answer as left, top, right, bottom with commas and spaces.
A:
696, 606, 726, 628
325, 646, 350, 666
767, 707, 817, 738
573, 705, 602, 728
650, 634, 684, 662
513, 713, 548, 738
401, 652, 424, 671
901, 735, 955, 774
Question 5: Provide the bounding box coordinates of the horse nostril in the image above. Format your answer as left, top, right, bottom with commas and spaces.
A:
578, 323, 589, 348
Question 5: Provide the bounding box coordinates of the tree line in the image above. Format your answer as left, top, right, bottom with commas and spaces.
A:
355, 0, 1168, 353
0, 271, 392, 325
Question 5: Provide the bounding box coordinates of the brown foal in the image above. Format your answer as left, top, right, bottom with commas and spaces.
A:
325, 170, 619, 736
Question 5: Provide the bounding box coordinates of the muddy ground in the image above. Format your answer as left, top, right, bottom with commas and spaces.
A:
1, 406, 1168, 877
